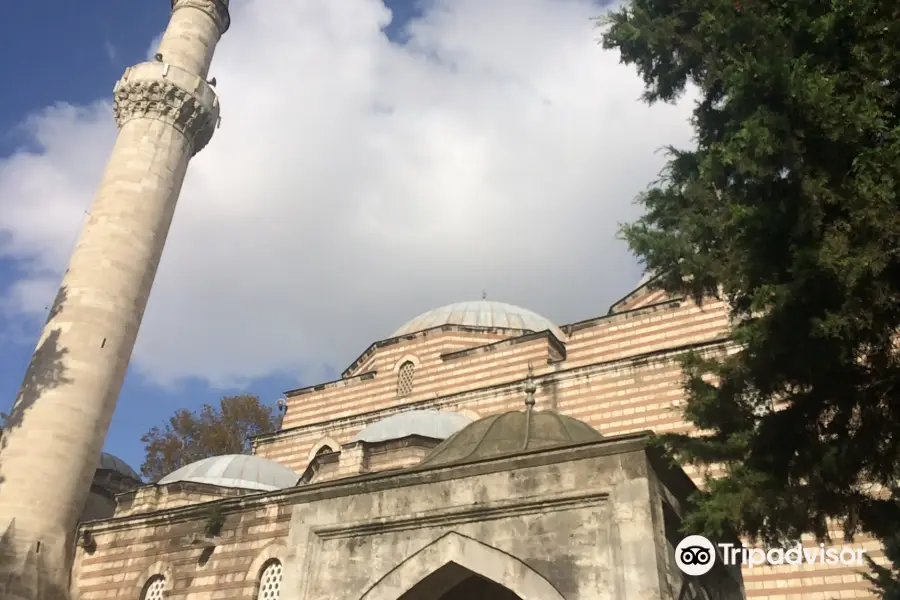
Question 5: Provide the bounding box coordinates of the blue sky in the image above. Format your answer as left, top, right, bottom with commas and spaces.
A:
0, 0, 423, 479
0, 0, 692, 482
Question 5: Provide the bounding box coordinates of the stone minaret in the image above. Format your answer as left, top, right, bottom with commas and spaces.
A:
0, 2, 229, 598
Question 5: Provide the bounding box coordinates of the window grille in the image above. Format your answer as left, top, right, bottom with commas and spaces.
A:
142, 576, 165, 600
397, 361, 416, 397
257, 560, 283, 600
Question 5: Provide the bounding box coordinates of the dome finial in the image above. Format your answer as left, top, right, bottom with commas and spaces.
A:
523, 363, 536, 410
482, 290, 487, 300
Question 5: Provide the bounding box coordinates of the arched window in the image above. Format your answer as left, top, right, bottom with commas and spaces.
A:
397, 361, 416, 397
257, 560, 283, 600
315, 445, 334, 457
141, 575, 166, 600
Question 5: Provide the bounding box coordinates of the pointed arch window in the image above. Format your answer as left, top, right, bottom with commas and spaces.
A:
141, 576, 166, 600
397, 361, 416, 398
257, 560, 283, 600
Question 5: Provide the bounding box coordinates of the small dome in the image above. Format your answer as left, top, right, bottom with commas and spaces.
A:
393, 300, 564, 339
157, 455, 299, 491
98, 452, 142, 482
352, 410, 473, 444
420, 410, 602, 467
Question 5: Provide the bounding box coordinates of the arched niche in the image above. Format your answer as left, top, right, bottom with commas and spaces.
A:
306, 437, 341, 463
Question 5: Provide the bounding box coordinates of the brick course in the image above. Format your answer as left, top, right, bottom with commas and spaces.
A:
74, 286, 884, 599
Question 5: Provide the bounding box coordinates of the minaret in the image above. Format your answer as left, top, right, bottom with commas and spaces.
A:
0, 2, 229, 598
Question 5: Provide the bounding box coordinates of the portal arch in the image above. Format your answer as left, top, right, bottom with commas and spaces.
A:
359, 531, 566, 600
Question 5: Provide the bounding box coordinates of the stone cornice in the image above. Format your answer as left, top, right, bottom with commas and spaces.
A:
440, 329, 566, 364
314, 488, 609, 539
344, 297, 702, 379
606, 275, 668, 314
81, 433, 653, 535
341, 325, 553, 379
113, 61, 220, 155
252, 337, 732, 448
563, 297, 684, 335
172, 0, 230, 35
112, 478, 247, 508
284, 370, 376, 398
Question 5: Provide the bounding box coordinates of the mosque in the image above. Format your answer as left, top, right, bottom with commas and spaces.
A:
67, 283, 880, 600
0, 1, 882, 599
68, 284, 743, 600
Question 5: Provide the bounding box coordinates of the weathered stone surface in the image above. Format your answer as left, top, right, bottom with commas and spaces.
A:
71, 435, 743, 600
0, 2, 228, 598
113, 61, 220, 155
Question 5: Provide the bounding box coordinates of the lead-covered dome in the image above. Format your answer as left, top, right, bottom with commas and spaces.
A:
98, 452, 142, 482
157, 454, 299, 491
393, 300, 564, 339
352, 410, 473, 444
420, 410, 603, 467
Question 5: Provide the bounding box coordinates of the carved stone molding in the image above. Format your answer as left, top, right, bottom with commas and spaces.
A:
172, 0, 230, 34
113, 61, 220, 155
312, 488, 609, 540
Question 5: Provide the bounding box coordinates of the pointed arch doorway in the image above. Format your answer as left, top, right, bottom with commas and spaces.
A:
397, 562, 522, 600
360, 532, 566, 600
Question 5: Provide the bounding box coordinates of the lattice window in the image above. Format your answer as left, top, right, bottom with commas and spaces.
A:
257, 560, 283, 600
396, 361, 416, 397
142, 576, 166, 600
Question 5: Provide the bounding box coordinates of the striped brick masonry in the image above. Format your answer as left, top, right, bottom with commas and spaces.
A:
246, 291, 884, 600
65, 289, 888, 600
0, 2, 229, 599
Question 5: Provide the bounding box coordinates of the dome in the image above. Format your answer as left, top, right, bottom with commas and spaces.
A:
420, 410, 603, 467
392, 300, 564, 340
157, 454, 299, 491
351, 410, 473, 444
97, 452, 142, 482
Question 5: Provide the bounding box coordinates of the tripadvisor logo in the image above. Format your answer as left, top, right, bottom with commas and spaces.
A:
675, 535, 867, 576
676, 536, 718, 576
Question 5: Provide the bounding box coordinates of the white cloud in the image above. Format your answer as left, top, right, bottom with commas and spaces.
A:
104, 40, 118, 63
0, 0, 696, 387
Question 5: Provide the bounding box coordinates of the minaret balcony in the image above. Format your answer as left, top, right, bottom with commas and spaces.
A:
113, 60, 221, 154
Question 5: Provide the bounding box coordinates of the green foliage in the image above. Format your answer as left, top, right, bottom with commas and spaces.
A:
601, 0, 900, 557
203, 505, 226, 538
863, 492, 900, 599
140, 395, 279, 482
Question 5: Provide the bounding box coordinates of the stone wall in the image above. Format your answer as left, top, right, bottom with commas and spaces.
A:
74, 286, 885, 599
254, 295, 730, 473
73, 437, 740, 600
114, 483, 249, 518
72, 501, 291, 599
250, 287, 884, 600
81, 490, 117, 524
281, 438, 741, 600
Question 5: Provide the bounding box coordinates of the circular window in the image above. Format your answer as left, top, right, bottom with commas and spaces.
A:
142, 576, 166, 600
257, 560, 283, 600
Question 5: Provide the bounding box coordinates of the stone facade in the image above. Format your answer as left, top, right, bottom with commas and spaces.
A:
70, 285, 886, 600
73, 433, 743, 600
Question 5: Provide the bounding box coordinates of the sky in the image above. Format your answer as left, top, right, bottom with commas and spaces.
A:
0, 0, 696, 478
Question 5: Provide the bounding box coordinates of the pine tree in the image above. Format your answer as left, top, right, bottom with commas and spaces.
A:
600, 0, 900, 580
865, 523, 900, 599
